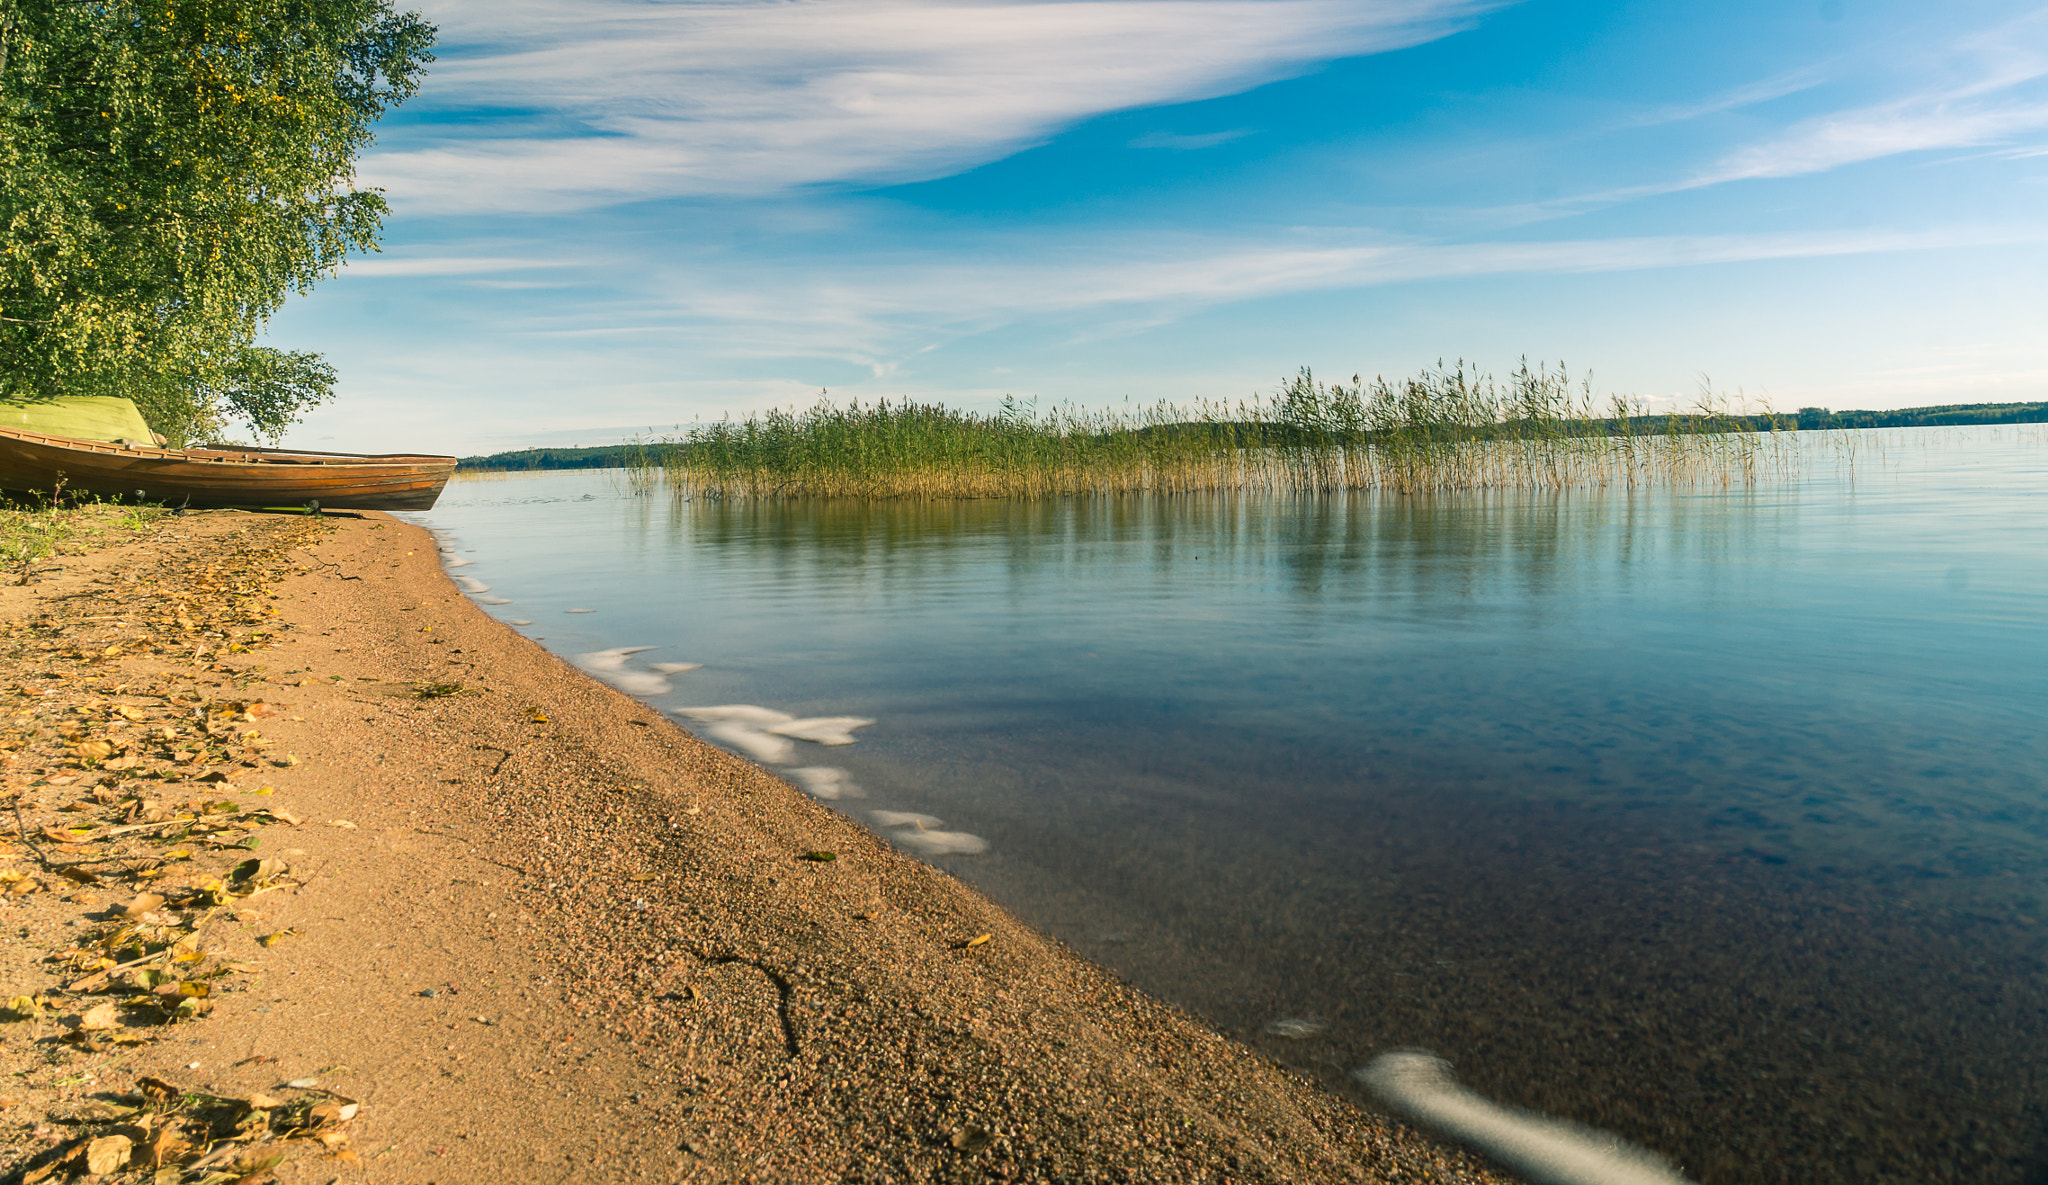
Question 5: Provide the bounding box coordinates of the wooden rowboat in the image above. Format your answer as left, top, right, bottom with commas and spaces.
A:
0, 425, 456, 511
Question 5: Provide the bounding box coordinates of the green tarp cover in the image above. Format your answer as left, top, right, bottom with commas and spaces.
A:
0, 397, 157, 443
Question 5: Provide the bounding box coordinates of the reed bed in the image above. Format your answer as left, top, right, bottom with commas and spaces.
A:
643, 361, 1793, 501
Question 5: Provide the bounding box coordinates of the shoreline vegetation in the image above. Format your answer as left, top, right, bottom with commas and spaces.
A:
457, 363, 2048, 500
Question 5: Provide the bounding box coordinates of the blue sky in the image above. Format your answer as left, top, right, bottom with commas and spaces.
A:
266, 0, 2048, 454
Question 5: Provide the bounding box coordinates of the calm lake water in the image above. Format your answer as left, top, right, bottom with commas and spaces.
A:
408, 427, 2048, 1184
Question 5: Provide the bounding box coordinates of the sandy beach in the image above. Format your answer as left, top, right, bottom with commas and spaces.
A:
0, 507, 1516, 1184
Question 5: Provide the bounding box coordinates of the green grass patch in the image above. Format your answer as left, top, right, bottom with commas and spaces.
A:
0, 487, 167, 584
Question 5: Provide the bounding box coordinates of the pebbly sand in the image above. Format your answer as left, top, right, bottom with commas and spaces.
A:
0, 508, 1521, 1184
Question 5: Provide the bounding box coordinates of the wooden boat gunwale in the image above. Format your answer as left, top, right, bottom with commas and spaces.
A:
0, 424, 457, 511
0, 428, 453, 464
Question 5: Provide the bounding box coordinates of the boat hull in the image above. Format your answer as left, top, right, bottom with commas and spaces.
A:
0, 428, 455, 511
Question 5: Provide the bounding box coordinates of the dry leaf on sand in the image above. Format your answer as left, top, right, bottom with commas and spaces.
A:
85, 1134, 132, 1175
143, 1122, 190, 1169
230, 857, 289, 883
74, 1002, 120, 1031
234, 1146, 287, 1173
308, 1098, 360, 1125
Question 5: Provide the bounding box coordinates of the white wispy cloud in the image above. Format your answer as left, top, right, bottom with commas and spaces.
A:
482, 223, 2044, 369
340, 255, 578, 277
1129, 129, 1255, 150
1687, 9, 2048, 186
1765, 343, 2048, 408
1436, 10, 2048, 231
1624, 67, 1831, 130
294, 220, 2044, 452
367, 0, 1499, 212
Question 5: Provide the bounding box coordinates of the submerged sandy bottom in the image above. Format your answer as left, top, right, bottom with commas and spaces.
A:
0, 508, 1533, 1184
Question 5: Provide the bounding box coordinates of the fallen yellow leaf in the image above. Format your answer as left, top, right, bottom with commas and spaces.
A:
85, 1134, 131, 1175
74, 1002, 119, 1031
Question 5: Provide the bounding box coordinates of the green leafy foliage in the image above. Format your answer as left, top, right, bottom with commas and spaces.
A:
0, 0, 434, 443
202, 344, 339, 442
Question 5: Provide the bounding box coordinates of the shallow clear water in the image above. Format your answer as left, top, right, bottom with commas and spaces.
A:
411, 428, 2048, 1184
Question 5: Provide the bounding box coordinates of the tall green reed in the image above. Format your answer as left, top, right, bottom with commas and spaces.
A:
639, 361, 1792, 501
